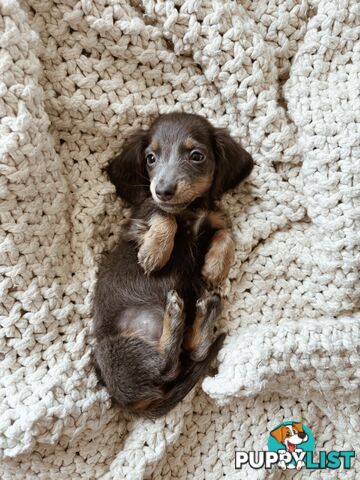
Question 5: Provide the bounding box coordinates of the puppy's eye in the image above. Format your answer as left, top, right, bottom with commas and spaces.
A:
189, 150, 204, 163
146, 153, 156, 166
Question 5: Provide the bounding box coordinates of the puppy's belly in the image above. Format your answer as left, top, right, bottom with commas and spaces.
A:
116, 306, 163, 341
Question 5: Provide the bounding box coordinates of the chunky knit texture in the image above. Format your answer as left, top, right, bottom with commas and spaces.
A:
1, 0, 359, 478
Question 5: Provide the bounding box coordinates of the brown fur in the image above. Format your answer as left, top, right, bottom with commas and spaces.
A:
202, 229, 236, 286
151, 139, 159, 151
183, 291, 222, 361
158, 291, 184, 357
184, 137, 195, 149
172, 174, 214, 205
137, 213, 177, 274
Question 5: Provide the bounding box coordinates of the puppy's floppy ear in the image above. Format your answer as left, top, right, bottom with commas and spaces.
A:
212, 128, 253, 198
106, 130, 149, 205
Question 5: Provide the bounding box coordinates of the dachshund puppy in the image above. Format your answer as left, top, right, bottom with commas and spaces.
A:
93, 113, 253, 417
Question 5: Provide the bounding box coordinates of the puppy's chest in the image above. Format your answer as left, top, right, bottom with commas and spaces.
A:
177, 210, 208, 239
173, 210, 213, 266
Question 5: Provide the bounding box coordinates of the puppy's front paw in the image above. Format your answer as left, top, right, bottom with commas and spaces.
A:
202, 230, 235, 286
137, 214, 177, 274
138, 236, 173, 274
201, 257, 226, 287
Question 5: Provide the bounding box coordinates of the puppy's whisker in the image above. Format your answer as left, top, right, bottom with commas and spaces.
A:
138, 173, 150, 182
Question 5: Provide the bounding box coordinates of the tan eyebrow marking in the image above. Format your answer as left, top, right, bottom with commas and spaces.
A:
184, 137, 195, 149
151, 139, 159, 151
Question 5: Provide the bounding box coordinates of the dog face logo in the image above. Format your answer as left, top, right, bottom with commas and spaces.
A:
270, 422, 308, 453
268, 421, 315, 471
236, 421, 355, 471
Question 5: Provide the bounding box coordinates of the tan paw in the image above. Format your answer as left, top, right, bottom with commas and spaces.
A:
202, 230, 235, 286
202, 244, 235, 287
166, 290, 184, 316
138, 235, 173, 274
202, 256, 227, 286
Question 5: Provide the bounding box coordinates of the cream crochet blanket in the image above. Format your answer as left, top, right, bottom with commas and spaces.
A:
1, 0, 359, 478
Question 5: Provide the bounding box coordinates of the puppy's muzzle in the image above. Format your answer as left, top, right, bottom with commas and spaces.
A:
155, 179, 177, 201
151, 179, 189, 213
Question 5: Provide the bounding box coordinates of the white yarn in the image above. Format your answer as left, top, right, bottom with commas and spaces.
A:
0, 0, 359, 478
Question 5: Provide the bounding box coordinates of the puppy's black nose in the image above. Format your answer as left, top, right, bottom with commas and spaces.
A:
298, 432, 306, 439
155, 182, 177, 201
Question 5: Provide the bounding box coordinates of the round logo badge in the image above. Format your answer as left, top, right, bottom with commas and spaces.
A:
268, 421, 315, 470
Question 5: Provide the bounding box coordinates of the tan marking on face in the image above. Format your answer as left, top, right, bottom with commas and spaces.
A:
137, 213, 177, 274
202, 229, 235, 286
150, 172, 213, 208
184, 137, 195, 149
174, 173, 213, 203
151, 139, 159, 151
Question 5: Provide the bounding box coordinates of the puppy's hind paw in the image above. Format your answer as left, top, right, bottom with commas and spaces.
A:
196, 291, 222, 316
166, 290, 184, 316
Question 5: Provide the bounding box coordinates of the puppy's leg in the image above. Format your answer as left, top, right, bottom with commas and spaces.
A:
202, 211, 235, 286
159, 290, 185, 380
138, 213, 177, 274
183, 291, 222, 362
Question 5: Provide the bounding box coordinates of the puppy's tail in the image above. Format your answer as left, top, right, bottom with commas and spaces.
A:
137, 334, 225, 418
